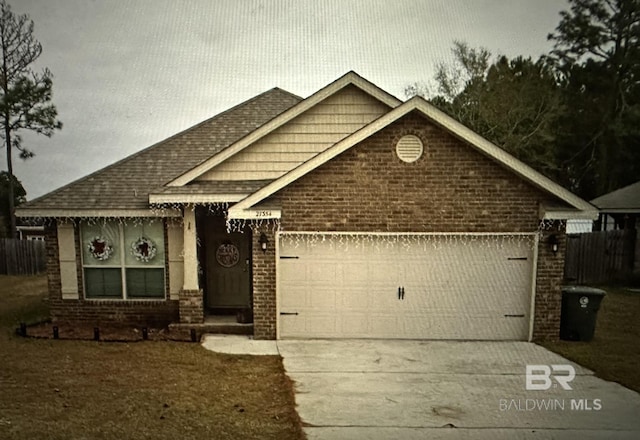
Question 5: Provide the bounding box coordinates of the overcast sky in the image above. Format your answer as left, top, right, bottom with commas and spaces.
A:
4, 0, 569, 200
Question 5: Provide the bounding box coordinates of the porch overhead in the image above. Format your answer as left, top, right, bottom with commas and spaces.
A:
149, 180, 273, 204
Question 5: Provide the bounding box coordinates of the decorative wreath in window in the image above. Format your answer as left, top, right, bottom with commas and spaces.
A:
88, 236, 113, 261
131, 236, 157, 262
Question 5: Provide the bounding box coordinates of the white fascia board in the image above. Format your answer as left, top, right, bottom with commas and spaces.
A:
16, 208, 181, 218
542, 209, 599, 220
167, 72, 402, 187
148, 193, 247, 204
230, 97, 595, 217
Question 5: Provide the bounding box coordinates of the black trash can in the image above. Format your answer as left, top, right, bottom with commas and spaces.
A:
560, 286, 606, 341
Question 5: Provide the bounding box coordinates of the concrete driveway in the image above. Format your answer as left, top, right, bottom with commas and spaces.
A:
277, 340, 640, 439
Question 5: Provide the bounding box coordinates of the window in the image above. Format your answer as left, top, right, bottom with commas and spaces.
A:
81, 220, 165, 299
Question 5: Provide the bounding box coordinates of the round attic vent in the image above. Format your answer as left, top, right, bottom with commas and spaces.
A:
396, 135, 423, 163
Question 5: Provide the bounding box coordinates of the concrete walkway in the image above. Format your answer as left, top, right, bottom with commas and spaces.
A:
201, 334, 279, 355
202, 337, 640, 439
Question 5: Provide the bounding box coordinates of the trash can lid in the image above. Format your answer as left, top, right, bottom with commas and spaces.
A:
561, 286, 606, 296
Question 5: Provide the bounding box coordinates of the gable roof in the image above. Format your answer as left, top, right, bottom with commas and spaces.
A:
228, 96, 598, 220
17, 88, 302, 217
591, 181, 640, 213
166, 71, 402, 187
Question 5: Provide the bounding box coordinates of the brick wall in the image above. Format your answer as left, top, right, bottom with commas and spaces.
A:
277, 113, 551, 233
45, 219, 179, 327
267, 112, 568, 340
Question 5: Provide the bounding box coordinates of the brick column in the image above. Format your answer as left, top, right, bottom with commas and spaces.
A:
533, 223, 566, 341
179, 289, 204, 324
252, 225, 277, 340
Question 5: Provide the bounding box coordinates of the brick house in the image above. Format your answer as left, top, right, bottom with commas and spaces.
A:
17, 72, 597, 340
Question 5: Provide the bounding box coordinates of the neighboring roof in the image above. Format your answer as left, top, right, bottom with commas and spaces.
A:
167, 71, 402, 187
229, 96, 598, 220
591, 181, 640, 213
18, 88, 302, 216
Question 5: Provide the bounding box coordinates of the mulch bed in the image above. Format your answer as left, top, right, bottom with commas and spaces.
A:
21, 321, 196, 342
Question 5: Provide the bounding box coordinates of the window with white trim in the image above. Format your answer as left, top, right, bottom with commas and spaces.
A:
81, 220, 165, 299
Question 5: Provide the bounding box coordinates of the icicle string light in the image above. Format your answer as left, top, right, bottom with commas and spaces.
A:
279, 232, 539, 253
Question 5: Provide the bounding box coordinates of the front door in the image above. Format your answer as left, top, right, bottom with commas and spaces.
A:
205, 230, 251, 310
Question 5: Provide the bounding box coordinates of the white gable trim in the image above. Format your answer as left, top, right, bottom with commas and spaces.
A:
229, 97, 596, 219
167, 72, 402, 187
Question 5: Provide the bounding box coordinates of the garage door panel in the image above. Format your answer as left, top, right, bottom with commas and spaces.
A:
279, 234, 535, 340
402, 315, 528, 340
308, 262, 343, 283
281, 314, 339, 338
339, 287, 372, 310
339, 313, 369, 336
307, 288, 337, 309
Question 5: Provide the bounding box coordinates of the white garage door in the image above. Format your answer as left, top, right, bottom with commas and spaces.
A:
278, 233, 536, 340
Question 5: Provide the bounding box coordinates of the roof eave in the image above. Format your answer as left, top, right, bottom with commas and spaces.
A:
16, 208, 181, 218
597, 208, 640, 214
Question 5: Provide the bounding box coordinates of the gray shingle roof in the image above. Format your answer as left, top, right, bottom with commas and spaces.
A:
18, 88, 302, 214
591, 180, 640, 211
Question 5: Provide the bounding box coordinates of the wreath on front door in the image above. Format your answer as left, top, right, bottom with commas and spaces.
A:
131, 236, 157, 262
216, 243, 240, 268
88, 236, 113, 261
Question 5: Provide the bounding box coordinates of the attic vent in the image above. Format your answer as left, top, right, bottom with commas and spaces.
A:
396, 135, 423, 163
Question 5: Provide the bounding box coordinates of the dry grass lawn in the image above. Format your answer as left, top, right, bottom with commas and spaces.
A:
0, 275, 305, 440
541, 286, 640, 393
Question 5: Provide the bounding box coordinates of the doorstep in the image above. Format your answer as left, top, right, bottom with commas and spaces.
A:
168, 315, 253, 336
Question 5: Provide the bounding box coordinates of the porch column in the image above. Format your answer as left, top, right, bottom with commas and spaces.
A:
183, 208, 199, 291
179, 208, 203, 323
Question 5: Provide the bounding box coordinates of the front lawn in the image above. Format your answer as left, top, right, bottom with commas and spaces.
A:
541, 286, 640, 393
0, 275, 304, 440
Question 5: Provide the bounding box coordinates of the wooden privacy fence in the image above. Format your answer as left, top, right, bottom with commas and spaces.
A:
0, 239, 46, 275
564, 229, 637, 284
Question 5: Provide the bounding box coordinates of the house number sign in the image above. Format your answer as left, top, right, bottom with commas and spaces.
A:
216, 243, 240, 268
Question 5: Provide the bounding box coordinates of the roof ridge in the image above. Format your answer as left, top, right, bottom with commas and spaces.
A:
271, 87, 303, 101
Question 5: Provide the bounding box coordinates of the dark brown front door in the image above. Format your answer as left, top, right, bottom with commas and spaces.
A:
205, 230, 251, 309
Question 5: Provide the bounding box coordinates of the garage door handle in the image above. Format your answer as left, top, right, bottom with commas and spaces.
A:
280, 312, 299, 316
398, 287, 405, 300
504, 314, 525, 318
